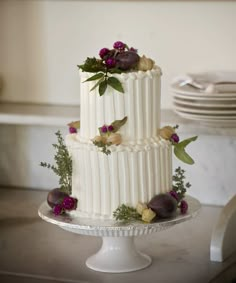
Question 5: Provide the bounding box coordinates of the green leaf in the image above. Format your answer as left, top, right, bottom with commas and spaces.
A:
90, 77, 104, 92
177, 136, 198, 148
107, 76, 124, 93
84, 72, 104, 82
174, 146, 195, 165
108, 68, 123, 74
78, 57, 106, 73
173, 136, 197, 165
99, 80, 108, 96
111, 116, 128, 133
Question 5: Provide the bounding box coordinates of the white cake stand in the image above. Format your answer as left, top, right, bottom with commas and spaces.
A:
38, 196, 200, 273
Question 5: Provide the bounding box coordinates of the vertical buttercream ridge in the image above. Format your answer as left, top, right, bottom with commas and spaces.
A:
79, 69, 161, 141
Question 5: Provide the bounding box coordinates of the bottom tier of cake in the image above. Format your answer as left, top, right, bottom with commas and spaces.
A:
66, 134, 172, 219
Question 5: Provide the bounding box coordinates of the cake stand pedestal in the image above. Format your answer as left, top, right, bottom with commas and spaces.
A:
38, 196, 200, 273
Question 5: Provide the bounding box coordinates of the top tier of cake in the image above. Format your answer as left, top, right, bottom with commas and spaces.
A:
79, 66, 162, 143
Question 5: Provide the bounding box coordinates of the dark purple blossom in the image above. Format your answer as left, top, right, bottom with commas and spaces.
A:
69, 127, 77, 134
169, 190, 179, 202
62, 196, 77, 210
99, 48, 110, 59
105, 57, 116, 68
113, 41, 125, 50
108, 125, 114, 132
180, 200, 188, 214
101, 125, 108, 133
53, 204, 64, 216
171, 133, 179, 143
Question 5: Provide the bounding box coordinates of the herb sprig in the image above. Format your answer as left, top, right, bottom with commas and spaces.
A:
172, 166, 191, 203
113, 204, 141, 222
40, 131, 72, 194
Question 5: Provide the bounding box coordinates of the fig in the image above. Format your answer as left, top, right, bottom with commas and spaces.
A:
148, 193, 177, 218
47, 188, 69, 208
116, 51, 140, 70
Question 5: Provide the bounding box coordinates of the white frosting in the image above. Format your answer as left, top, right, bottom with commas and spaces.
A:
67, 66, 173, 219
67, 134, 172, 219
79, 67, 162, 142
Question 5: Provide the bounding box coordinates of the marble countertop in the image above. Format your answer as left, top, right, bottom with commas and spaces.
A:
0, 187, 235, 283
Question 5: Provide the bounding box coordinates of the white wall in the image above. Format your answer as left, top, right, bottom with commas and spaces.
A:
0, 0, 236, 108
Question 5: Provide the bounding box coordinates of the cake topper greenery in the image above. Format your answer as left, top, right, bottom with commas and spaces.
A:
113, 166, 190, 223
158, 125, 197, 165
92, 116, 128, 155
40, 131, 72, 194
78, 41, 155, 96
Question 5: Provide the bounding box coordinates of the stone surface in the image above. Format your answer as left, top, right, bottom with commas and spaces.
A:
0, 187, 235, 283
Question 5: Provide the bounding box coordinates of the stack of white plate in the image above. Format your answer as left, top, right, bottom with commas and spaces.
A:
171, 82, 236, 127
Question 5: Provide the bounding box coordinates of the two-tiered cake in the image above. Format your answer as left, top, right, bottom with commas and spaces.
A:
66, 41, 173, 219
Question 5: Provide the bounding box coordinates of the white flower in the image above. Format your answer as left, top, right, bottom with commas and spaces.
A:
107, 133, 122, 145
136, 202, 147, 215
137, 55, 155, 71
158, 126, 175, 140
142, 208, 156, 223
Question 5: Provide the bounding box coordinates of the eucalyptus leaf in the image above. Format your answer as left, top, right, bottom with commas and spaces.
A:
84, 72, 104, 82
107, 77, 124, 93
99, 80, 108, 96
174, 146, 195, 165
111, 116, 128, 133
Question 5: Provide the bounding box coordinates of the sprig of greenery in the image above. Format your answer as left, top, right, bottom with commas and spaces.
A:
92, 140, 111, 155
78, 58, 124, 96
40, 131, 72, 194
172, 167, 191, 202
113, 204, 141, 222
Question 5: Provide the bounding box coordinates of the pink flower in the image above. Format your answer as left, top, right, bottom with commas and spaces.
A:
105, 57, 116, 68
113, 41, 125, 50
69, 127, 77, 134
169, 190, 179, 202
171, 133, 179, 143
99, 48, 110, 59
62, 196, 77, 210
53, 204, 64, 215
108, 125, 114, 132
101, 125, 108, 133
180, 200, 188, 214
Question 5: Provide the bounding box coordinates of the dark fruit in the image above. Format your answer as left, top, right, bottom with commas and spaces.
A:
116, 51, 140, 70
148, 193, 177, 218
47, 188, 69, 208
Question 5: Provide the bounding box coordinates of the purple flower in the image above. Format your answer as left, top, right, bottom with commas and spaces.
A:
169, 190, 179, 202
53, 204, 64, 216
99, 48, 110, 59
105, 57, 116, 68
113, 41, 125, 50
108, 125, 114, 132
69, 127, 77, 134
171, 133, 179, 143
62, 196, 77, 210
180, 200, 188, 214
101, 125, 108, 133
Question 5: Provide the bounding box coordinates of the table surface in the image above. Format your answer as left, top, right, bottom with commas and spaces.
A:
0, 187, 235, 283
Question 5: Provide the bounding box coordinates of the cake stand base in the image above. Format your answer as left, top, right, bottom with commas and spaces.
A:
38, 196, 200, 273
86, 236, 151, 273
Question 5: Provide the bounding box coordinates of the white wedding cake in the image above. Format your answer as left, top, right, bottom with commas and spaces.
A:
66, 41, 173, 219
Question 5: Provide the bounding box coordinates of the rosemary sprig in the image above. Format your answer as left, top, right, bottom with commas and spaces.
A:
172, 166, 191, 203
113, 204, 141, 222
40, 131, 72, 194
